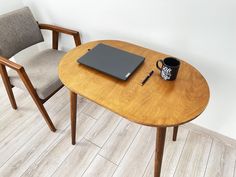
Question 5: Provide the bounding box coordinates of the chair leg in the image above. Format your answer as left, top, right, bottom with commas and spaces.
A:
70, 91, 77, 145
31, 94, 56, 132
172, 126, 179, 141
17, 69, 56, 132
0, 64, 17, 109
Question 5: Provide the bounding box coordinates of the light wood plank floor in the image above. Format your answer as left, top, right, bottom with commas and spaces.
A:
0, 82, 236, 177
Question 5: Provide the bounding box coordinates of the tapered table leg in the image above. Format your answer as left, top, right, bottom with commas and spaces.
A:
70, 91, 77, 145
172, 126, 178, 141
154, 127, 167, 177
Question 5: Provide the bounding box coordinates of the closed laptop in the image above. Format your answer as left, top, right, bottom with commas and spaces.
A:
77, 43, 145, 80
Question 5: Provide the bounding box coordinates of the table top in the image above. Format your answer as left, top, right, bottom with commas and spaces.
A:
59, 40, 210, 127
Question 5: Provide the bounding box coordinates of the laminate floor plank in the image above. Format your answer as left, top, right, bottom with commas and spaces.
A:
234, 161, 236, 177
99, 119, 141, 165
184, 123, 236, 149
21, 113, 95, 177
0, 80, 10, 101
0, 112, 44, 168
0, 104, 70, 177
0, 88, 67, 142
0, 88, 70, 167
0, 88, 30, 119
85, 110, 122, 147
82, 154, 117, 177
143, 152, 155, 177
112, 126, 156, 177
161, 127, 189, 177
204, 139, 236, 177
52, 139, 100, 177
174, 131, 213, 177
0, 95, 32, 142
143, 127, 189, 177
83, 101, 106, 120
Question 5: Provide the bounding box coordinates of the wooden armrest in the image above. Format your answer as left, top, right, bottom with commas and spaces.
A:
39, 24, 79, 36
38, 23, 81, 48
0, 56, 23, 71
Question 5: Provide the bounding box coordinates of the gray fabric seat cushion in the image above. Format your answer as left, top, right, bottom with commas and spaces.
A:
8, 49, 66, 99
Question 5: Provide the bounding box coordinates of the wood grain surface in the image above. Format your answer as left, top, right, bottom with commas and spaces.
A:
59, 40, 210, 127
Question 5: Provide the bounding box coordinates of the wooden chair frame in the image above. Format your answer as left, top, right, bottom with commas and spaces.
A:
0, 24, 81, 132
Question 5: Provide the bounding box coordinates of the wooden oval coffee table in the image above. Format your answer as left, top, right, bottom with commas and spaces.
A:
59, 40, 210, 177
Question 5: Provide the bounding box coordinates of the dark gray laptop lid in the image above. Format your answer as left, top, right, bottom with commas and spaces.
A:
77, 43, 145, 80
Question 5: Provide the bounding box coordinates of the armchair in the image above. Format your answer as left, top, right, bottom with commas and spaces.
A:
0, 7, 81, 132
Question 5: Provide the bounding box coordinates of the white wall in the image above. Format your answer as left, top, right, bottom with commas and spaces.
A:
0, 0, 23, 14
14, 0, 236, 139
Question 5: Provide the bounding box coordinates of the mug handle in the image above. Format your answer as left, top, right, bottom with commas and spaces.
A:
156, 60, 164, 71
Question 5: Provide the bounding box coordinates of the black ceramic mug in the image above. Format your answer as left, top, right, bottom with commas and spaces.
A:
156, 57, 180, 80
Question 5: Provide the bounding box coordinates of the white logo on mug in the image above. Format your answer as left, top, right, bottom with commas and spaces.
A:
161, 67, 172, 80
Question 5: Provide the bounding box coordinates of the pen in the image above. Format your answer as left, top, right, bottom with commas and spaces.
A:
141, 70, 154, 86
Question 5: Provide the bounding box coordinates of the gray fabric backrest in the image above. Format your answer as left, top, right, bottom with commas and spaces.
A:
0, 7, 44, 58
